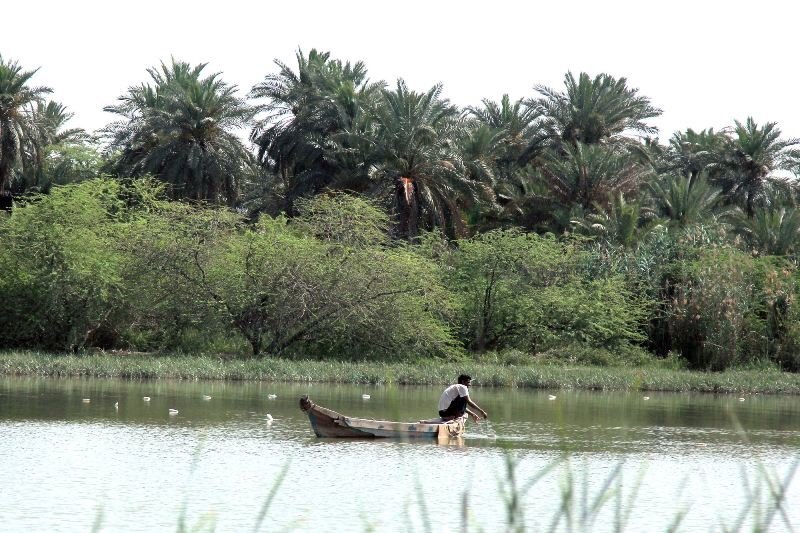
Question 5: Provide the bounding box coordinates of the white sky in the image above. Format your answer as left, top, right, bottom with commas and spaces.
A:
3, 0, 800, 142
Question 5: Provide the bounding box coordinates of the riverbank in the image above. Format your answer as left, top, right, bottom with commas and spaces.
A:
3, 350, 800, 394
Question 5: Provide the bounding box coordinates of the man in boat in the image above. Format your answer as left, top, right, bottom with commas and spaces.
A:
438, 374, 488, 422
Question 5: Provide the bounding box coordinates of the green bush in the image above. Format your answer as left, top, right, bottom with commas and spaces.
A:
442, 229, 648, 355
0, 179, 132, 350
127, 192, 458, 360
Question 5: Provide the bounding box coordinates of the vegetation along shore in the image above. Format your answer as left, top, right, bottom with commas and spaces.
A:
4, 352, 800, 395
4, 50, 800, 377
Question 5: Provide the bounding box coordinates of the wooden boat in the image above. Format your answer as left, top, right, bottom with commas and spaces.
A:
299, 395, 466, 439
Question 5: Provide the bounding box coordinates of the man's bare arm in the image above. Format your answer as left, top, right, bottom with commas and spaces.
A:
467, 398, 488, 419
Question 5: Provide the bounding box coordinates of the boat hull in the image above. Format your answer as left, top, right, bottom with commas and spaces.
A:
299, 396, 465, 439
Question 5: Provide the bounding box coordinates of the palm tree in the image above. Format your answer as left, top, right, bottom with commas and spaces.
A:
466, 94, 544, 173
570, 192, 658, 248
456, 123, 502, 184
536, 142, 652, 211
663, 128, 727, 181
732, 204, 800, 256
531, 71, 661, 147
648, 173, 725, 229
16, 101, 87, 192
712, 118, 800, 217
0, 55, 52, 207
368, 80, 485, 239
104, 59, 254, 205
249, 49, 384, 212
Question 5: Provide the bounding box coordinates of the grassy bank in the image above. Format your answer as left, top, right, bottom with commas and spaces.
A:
3, 350, 800, 394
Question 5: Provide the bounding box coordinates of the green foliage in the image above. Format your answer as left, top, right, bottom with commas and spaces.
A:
732, 205, 800, 257
535, 277, 648, 349
10, 53, 800, 372
532, 71, 661, 146
104, 59, 255, 205
0, 179, 130, 349
660, 245, 783, 370
370, 80, 481, 239
444, 229, 647, 355
0, 55, 53, 195
248, 49, 384, 214
648, 173, 726, 230
662, 128, 727, 181
127, 189, 457, 359
293, 192, 389, 247
537, 143, 652, 211
465, 94, 541, 178
445, 229, 570, 352
33, 141, 105, 191
14, 101, 89, 193
569, 192, 659, 249
713, 118, 800, 216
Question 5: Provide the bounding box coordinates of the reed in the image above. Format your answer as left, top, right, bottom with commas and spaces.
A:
3, 350, 800, 394
105, 452, 793, 532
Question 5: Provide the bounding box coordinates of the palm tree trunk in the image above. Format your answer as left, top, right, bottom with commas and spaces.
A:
0, 121, 17, 195
396, 176, 419, 240
0, 136, 14, 213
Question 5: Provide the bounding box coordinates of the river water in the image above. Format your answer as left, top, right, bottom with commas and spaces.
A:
1, 377, 799, 532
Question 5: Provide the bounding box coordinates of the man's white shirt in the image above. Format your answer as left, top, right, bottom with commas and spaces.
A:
438, 383, 469, 411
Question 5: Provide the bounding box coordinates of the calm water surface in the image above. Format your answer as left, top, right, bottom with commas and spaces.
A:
1, 377, 799, 532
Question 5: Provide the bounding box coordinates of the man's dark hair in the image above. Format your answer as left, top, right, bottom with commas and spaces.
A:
457, 374, 472, 385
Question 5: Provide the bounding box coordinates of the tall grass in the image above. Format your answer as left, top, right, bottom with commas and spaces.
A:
465, 452, 797, 533
3, 350, 800, 394
139, 452, 795, 532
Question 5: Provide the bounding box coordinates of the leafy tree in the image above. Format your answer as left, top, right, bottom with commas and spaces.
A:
0, 179, 131, 350
0, 55, 52, 207
536, 276, 648, 349
292, 192, 389, 248
445, 229, 574, 352
34, 141, 105, 191
104, 59, 255, 205
132, 193, 456, 358
443, 228, 647, 353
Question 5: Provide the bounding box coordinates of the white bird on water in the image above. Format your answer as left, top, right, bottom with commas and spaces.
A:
267, 394, 277, 400
143, 397, 151, 402
266, 414, 274, 422
362, 394, 371, 400
738, 397, 746, 402
202, 395, 212, 401
169, 408, 179, 415
547, 395, 557, 401
114, 402, 119, 409
643, 397, 650, 401
82, 398, 91, 403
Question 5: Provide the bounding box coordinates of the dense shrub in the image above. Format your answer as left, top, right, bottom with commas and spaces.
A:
437, 229, 649, 355
5, 179, 799, 369
0, 180, 131, 350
